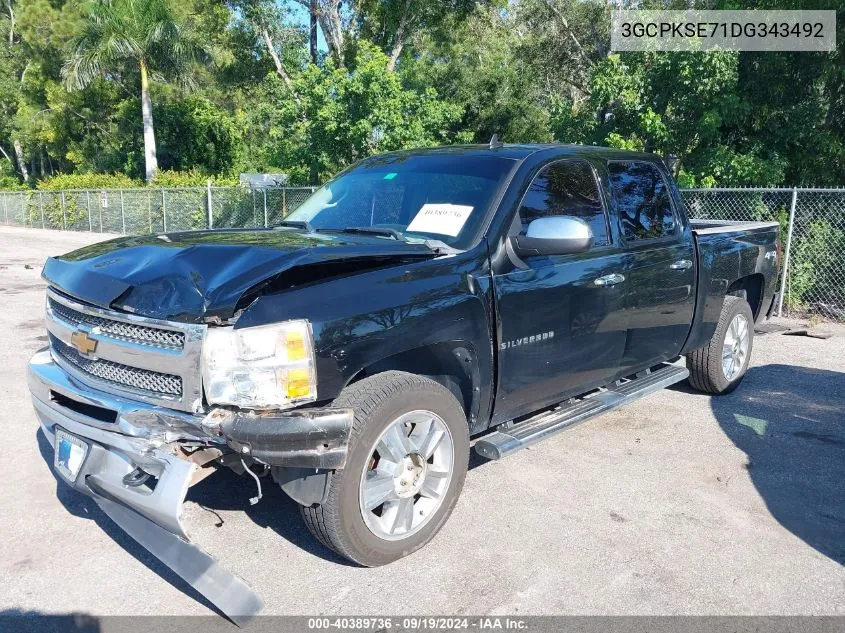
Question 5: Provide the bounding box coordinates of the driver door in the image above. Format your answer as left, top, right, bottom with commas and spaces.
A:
491, 159, 628, 423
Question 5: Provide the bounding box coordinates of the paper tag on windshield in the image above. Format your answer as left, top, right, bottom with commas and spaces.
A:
406, 204, 473, 237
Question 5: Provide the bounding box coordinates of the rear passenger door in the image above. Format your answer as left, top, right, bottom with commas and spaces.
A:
606, 161, 695, 374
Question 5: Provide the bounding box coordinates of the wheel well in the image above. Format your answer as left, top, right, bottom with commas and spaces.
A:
727, 274, 764, 320
347, 343, 479, 424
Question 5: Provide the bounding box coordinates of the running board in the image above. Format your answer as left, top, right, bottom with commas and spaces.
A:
474, 363, 689, 460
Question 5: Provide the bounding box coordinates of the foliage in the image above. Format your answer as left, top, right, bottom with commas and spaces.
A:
153, 96, 244, 175
789, 220, 845, 312
0, 0, 843, 189
61, 0, 211, 180
33, 170, 238, 189
0, 176, 27, 190
264, 41, 468, 183
36, 172, 141, 190
403, 9, 551, 144
151, 170, 239, 187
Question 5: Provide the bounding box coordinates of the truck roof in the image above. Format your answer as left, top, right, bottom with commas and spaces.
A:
370, 143, 664, 163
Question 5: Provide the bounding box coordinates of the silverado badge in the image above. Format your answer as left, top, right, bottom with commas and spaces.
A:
70, 330, 98, 356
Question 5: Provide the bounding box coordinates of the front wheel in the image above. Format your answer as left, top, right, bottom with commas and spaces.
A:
686, 295, 754, 394
299, 371, 470, 566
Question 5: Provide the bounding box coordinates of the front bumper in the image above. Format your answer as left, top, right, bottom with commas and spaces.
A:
28, 347, 352, 622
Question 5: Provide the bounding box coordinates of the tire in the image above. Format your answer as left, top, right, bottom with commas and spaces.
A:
299, 371, 470, 566
686, 295, 754, 395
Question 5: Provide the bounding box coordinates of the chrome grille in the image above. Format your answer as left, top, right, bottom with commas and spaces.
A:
44, 287, 206, 411
50, 334, 182, 397
49, 297, 185, 350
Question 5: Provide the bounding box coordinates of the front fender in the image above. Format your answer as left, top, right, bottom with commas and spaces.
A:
237, 249, 495, 430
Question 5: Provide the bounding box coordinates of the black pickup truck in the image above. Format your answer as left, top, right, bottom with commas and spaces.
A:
29, 144, 780, 620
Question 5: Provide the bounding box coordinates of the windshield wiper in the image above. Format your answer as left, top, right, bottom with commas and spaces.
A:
275, 219, 314, 232
422, 239, 459, 255
318, 226, 407, 241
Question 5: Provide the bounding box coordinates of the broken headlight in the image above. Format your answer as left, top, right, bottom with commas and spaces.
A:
202, 320, 317, 409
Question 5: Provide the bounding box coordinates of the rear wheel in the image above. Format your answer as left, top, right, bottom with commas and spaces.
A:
299, 371, 469, 566
686, 295, 754, 394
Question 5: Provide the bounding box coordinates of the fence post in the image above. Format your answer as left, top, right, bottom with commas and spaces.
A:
39, 192, 45, 229
252, 187, 257, 227
147, 190, 153, 234
777, 187, 798, 317
206, 179, 213, 229
263, 188, 268, 227
86, 191, 92, 232
282, 188, 287, 218
161, 189, 167, 233
2, 192, 7, 225
60, 191, 67, 230
120, 189, 126, 234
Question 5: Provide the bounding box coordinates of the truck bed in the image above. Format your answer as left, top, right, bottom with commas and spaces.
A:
691, 219, 780, 235
681, 219, 781, 354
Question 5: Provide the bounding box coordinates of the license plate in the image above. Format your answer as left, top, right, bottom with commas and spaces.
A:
54, 428, 89, 483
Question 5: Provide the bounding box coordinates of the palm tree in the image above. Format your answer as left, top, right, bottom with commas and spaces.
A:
62, 0, 209, 182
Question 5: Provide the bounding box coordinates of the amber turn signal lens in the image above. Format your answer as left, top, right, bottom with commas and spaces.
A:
285, 330, 308, 361
286, 368, 313, 398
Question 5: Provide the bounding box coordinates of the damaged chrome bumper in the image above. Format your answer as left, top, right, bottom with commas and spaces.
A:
28, 348, 353, 623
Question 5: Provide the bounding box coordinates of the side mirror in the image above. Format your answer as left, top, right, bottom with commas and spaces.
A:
510, 216, 594, 257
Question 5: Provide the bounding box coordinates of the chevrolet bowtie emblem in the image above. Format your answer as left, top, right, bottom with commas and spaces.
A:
70, 330, 98, 355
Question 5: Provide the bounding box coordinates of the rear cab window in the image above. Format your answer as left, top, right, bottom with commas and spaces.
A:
607, 161, 677, 242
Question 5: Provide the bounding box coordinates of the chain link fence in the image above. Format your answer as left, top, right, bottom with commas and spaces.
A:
681, 187, 845, 321
1, 184, 843, 320
0, 185, 317, 235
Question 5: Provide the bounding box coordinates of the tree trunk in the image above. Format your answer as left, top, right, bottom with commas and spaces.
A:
309, 158, 319, 186
318, 1, 344, 66
387, 0, 412, 72
139, 60, 158, 182
261, 28, 295, 91
5, 0, 13, 46
13, 139, 28, 182
309, 0, 318, 64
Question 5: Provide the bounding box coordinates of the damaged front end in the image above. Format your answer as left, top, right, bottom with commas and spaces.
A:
28, 286, 354, 624
30, 349, 353, 623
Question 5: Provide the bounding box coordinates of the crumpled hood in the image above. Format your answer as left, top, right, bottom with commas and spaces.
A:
42, 229, 437, 323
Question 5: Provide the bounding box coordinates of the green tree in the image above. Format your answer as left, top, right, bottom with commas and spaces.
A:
262, 41, 469, 183
61, 0, 209, 182
402, 7, 550, 143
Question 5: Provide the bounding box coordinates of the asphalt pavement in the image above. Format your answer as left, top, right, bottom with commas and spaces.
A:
1, 226, 842, 622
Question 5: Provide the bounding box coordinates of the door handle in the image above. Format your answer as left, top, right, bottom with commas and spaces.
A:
594, 273, 625, 287
670, 259, 693, 270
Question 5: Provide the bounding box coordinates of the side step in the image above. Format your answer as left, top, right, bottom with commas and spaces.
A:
474, 362, 689, 460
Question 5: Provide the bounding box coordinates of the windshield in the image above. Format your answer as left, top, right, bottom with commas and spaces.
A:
287, 153, 517, 249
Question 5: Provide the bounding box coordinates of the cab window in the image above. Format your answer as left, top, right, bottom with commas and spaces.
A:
607, 161, 676, 241
518, 160, 609, 247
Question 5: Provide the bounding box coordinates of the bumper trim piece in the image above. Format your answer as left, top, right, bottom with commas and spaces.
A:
89, 487, 263, 626
31, 350, 264, 623
29, 349, 358, 622
219, 407, 354, 470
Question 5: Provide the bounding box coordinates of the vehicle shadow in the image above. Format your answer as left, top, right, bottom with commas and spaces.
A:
675, 363, 845, 565
185, 466, 356, 566
34, 429, 225, 617
0, 609, 100, 633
